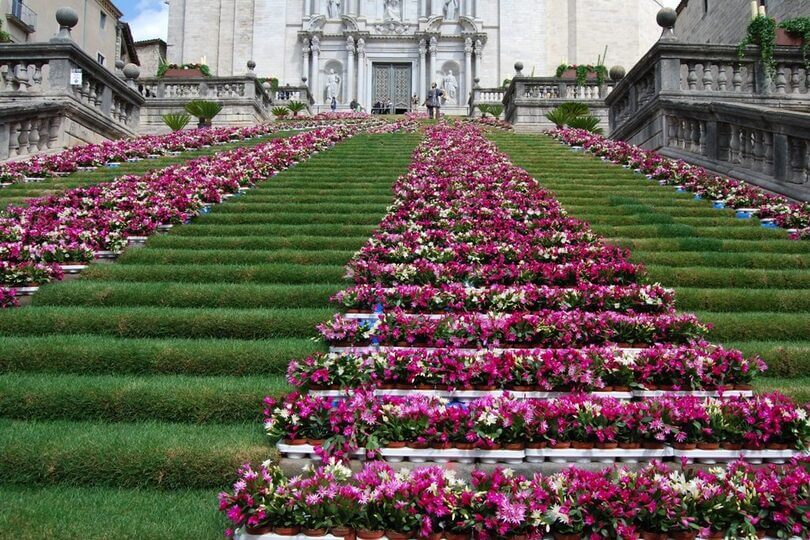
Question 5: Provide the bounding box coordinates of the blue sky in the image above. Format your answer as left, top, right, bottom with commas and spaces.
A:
115, 0, 168, 41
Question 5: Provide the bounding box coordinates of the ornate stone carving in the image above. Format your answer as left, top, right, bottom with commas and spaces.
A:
310, 35, 321, 53
326, 68, 341, 100
443, 0, 458, 20
327, 0, 341, 19
357, 37, 366, 57
383, 0, 400, 21
346, 35, 355, 53
429, 36, 438, 54
464, 37, 473, 54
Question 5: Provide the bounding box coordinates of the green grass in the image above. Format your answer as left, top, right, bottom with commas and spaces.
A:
117, 248, 356, 266
0, 485, 225, 539
492, 132, 810, 385
80, 263, 346, 284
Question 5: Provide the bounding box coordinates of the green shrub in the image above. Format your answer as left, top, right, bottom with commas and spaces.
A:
272, 106, 290, 119
287, 101, 306, 117
184, 100, 223, 127
161, 112, 191, 132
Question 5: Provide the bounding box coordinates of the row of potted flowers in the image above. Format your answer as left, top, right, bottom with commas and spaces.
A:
0, 126, 354, 290
286, 342, 766, 392
317, 310, 709, 348
550, 127, 810, 239
0, 123, 285, 183
220, 459, 810, 540
264, 392, 810, 456
332, 283, 676, 314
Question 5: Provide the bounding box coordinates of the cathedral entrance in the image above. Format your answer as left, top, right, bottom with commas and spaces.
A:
371, 63, 411, 114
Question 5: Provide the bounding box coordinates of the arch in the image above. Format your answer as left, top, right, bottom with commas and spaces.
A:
458, 15, 479, 32
340, 15, 359, 32
308, 15, 326, 31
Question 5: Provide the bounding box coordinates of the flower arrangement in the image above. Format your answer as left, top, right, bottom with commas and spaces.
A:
220, 460, 810, 540
0, 286, 17, 308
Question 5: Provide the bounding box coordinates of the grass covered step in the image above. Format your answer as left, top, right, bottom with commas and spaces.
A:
699, 311, 810, 342
0, 418, 270, 489
590, 224, 787, 240
167, 223, 376, 237
241, 194, 394, 204
32, 282, 342, 309
0, 306, 332, 339
753, 377, 810, 403
144, 235, 370, 252
610, 237, 810, 254
725, 340, 810, 377
675, 288, 810, 312
632, 250, 810, 270
646, 266, 810, 288
0, 485, 224, 539
0, 335, 322, 376
214, 202, 389, 214
195, 212, 384, 226
0, 373, 289, 424
117, 248, 356, 266
81, 263, 346, 284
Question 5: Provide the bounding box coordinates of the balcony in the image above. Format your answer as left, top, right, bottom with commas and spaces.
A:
7, 0, 36, 33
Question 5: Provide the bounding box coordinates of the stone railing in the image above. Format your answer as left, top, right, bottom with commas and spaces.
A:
0, 41, 144, 158
468, 87, 505, 117
136, 76, 274, 132
273, 85, 313, 111
502, 77, 614, 133
606, 41, 810, 199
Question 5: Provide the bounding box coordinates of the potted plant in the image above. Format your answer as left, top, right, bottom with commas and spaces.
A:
287, 101, 307, 117
779, 17, 810, 72
161, 112, 191, 132
738, 15, 778, 80
184, 99, 223, 128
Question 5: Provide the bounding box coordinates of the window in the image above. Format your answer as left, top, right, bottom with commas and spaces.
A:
703, 0, 709, 13
97, 52, 105, 66
99, 11, 107, 29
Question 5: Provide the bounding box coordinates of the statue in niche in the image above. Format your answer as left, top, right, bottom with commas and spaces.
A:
326, 68, 342, 100
443, 0, 458, 20
327, 0, 341, 18
442, 69, 458, 104
383, 0, 400, 21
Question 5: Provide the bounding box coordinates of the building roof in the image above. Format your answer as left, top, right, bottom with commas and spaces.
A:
120, 22, 140, 65
99, 0, 124, 19
134, 38, 168, 47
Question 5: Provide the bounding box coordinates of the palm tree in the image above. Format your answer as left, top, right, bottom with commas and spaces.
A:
184, 100, 223, 128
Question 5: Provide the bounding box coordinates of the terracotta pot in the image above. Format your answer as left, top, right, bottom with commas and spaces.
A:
304, 528, 328, 537
356, 530, 385, 540
396, 384, 412, 390
697, 442, 720, 450
670, 530, 698, 540
408, 441, 429, 449
307, 439, 326, 446
274, 527, 302, 536
504, 442, 525, 450
445, 533, 471, 540
509, 535, 528, 540
705, 530, 726, 540
246, 524, 274, 535
386, 531, 412, 540
571, 441, 594, 450
643, 384, 658, 391
473, 385, 497, 391
559, 68, 598, 80
387, 441, 407, 448
330, 527, 354, 538
163, 67, 205, 78
673, 442, 697, 450
284, 438, 309, 446
379, 384, 396, 390
642, 441, 665, 450
734, 384, 754, 391
767, 442, 789, 450
553, 533, 582, 540
640, 532, 667, 540
776, 28, 804, 47
613, 385, 631, 392
619, 442, 641, 449
395, 341, 409, 347
309, 384, 326, 391
416, 384, 434, 390
427, 534, 443, 540
594, 386, 614, 392
527, 441, 548, 449
455, 442, 475, 450
551, 441, 571, 449
721, 442, 743, 450
430, 441, 452, 450
596, 441, 619, 449
512, 385, 533, 391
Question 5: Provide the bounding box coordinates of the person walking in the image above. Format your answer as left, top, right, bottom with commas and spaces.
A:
423, 83, 444, 119
330, 96, 337, 112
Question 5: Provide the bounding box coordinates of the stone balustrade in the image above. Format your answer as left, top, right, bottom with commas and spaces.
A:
273, 85, 313, 110
0, 42, 144, 159
502, 77, 613, 133
136, 76, 274, 133
468, 87, 505, 117
606, 41, 810, 200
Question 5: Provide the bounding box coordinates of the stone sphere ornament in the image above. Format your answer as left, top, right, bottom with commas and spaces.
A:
514, 62, 524, 75
247, 60, 256, 70
55, 7, 79, 28
657, 8, 677, 29
609, 65, 626, 81
123, 63, 141, 80
115, 59, 125, 70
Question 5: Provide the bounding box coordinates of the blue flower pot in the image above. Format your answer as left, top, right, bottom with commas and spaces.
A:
712, 201, 725, 209
693, 194, 702, 201
736, 211, 752, 219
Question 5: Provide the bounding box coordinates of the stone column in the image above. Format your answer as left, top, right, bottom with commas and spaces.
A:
464, 37, 473, 104
418, 38, 427, 103
304, 0, 311, 16
431, 0, 441, 16
311, 35, 321, 104
429, 36, 438, 88
474, 38, 483, 82
346, 35, 356, 103
420, 0, 428, 17
357, 38, 366, 108
301, 37, 311, 87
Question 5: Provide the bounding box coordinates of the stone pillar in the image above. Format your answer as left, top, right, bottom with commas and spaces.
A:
346, 35, 356, 103
431, 0, 441, 16
311, 35, 321, 104
420, 0, 428, 17
304, 0, 311, 16
301, 37, 311, 86
429, 36, 438, 88
474, 38, 483, 82
357, 38, 366, 108
418, 38, 427, 103
464, 37, 473, 104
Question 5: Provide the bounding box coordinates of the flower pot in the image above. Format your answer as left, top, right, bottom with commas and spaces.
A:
431, 441, 452, 450
284, 438, 309, 446
304, 528, 328, 537
619, 442, 641, 449
509, 535, 528, 540
416, 384, 434, 390
613, 385, 631, 392
767, 442, 789, 450
427, 534, 442, 540
571, 441, 594, 449
331, 527, 355, 539
642, 441, 665, 450
246, 525, 274, 535
559, 69, 598, 81
512, 385, 533, 391
386, 531, 412, 540
594, 386, 614, 392
357, 530, 385, 540
473, 385, 497, 391
673, 442, 697, 450
776, 28, 804, 47
670, 531, 697, 540
408, 442, 429, 449
275, 527, 302, 536
445, 533, 470, 540
455, 442, 475, 450
527, 441, 548, 449
307, 439, 326, 446
721, 442, 743, 450
164, 67, 205, 78
640, 532, 667, 540
705, 530, 726, 540
551, 441, 571, 449
553, 533, 582, 540
596, 442, 619, 449
504, 442, 525, 450
734, 384, 754, 391
387, 441, 407, 448
697, 442, 720, 450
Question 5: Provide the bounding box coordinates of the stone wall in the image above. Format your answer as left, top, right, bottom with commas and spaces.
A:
135, 40, 166, 78
674, 0, 810, 44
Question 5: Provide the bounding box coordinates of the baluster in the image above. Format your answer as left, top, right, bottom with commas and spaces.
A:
702, 63, 714, 91
775, 66, 787, 94
752, 131, 765, 172
744, 129, 755, 169
8, 122, 20, 155
804, 141, 810, 185
699, 121, 707, 155
763, 132, 773, 175
789, 67, 800, 94
28, 118, 40, 153
80, 79, 90, 103
692, 120, 701, 154
717, 65, 728, 91
728, 125, 740, 163
679, 119, 688, 150
687, 63, 698, 90
17, 120, 30, 155
667, 116, 678, 146
48, 117, 61, 148
732, 65, 743, 92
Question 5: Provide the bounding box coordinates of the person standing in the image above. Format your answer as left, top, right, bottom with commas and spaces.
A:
330, 96, 337, 112
424, 83, 444, 119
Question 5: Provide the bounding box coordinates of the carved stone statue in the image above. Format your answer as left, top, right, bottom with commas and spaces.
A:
383, 0, 400, 21
443, 0, 458, 20
442, 69, 458, 104
326, 68, 342, 100
327, 0, 341, 18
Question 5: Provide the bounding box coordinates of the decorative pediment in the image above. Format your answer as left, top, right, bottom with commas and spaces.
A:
341, 15, 360, 32
458, 15, 479, 33
374, 19, 413, 35
307, 15, 326, 32
425, 15, 443, 32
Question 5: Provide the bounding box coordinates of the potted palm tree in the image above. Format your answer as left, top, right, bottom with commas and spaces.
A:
184, 100, 223, 128
287, 101, 307, 117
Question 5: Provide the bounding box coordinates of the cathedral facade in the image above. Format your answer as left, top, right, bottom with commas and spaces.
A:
167, 0, 668, 112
